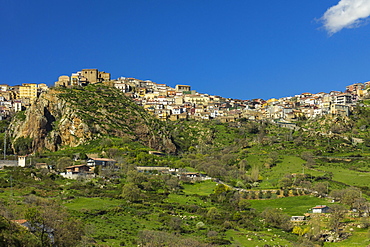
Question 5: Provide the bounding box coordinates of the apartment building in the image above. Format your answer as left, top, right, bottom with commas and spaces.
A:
19, 83, 38, 99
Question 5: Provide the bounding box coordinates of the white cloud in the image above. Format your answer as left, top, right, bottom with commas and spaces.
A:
321, 0, 370, 34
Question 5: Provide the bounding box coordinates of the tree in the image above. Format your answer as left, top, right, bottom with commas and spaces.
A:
300, 151, 315, 167
250, 165, 260, 182
292, 225, 310, 236
268, 151, 279, 165
279, 175, 293, 189
100, 137, 113, 148
261, 208, 292, 231
330, 187, 362, 207
283, 189, 289, 197
207, 207, 221, 221
330, 189, 344, 202
353, 198, 370, 217
342, 187, 361, 207
13, 136, 33, 155
265, 190, 272, 199
168, 216, 182, 231
238, 199, 251, 211
214, 183, 230, 195
258, 190, 264, 199
246, 122, 259, 134
25, 207, 51, 246
126, 170, 147, 186
23, 200, 84, 247
121, 183, 141, 202
238, 159, 249, 174
307, 215, 321, 241
55, 157, 73, 171
164, 176, 181, 192
329, 204, 347, 233
313, 182, 328, 197
250, 191, 256, 199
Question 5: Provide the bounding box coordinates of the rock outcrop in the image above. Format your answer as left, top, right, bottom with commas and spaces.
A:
9, 85, 177, 153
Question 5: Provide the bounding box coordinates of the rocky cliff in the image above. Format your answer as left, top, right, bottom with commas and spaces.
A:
9, 85, 177, 153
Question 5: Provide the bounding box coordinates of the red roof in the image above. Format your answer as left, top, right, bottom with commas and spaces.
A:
12, 219, 27, 224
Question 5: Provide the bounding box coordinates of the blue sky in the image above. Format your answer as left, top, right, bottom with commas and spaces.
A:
2, 0, 370, 100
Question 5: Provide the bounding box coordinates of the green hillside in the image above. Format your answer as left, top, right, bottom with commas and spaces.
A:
1, 85, 370, 246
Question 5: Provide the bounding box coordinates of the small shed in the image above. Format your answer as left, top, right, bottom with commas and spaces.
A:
312, 205, 330, 213
35, 163, 49, 169
291, 216, 306, 221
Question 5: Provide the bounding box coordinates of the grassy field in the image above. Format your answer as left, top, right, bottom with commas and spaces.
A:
249, 195, 332, 216
225, 228, 293, 246
65, 197, 163, 246
182, 180, 217, 196
258, 155, 325, 189
63, 197, 123, 211
317, 165, 370, 187
324, 228, 370, 246
164, 193, 214, 208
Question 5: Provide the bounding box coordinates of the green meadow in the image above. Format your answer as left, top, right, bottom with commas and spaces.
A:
249, 195, 331, 216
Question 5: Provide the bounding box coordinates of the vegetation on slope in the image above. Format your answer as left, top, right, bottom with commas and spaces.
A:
2, 87, 370, 246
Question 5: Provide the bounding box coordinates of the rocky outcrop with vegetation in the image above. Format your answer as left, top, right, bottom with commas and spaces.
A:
9, 84, 177, 153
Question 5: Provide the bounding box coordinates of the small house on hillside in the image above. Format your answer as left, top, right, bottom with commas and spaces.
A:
61, 164, 94, 179
312, 205, 330, 213
35, 163, 49, 169
87, 158, 116, 167
65, 164, 90, 173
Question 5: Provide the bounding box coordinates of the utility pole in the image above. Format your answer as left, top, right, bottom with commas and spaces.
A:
10, 175, 13, 197
3, 128, 6, 160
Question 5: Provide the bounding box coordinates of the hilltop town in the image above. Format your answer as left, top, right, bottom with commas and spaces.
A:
1, 68, 369, 122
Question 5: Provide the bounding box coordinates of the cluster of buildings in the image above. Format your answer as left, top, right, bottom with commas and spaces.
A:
60, 157, 117, 179
55, 68, 110, 87
4, 68, 368, 123
122, 80, 369, 122
0, 83, 49, 119
56, 69, 369, 122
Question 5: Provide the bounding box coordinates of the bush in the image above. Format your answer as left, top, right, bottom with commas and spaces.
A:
283, 189, 289, 197
13, 136, 33, 155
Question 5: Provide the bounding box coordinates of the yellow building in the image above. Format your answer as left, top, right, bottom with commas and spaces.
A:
19, 83, 38, 99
